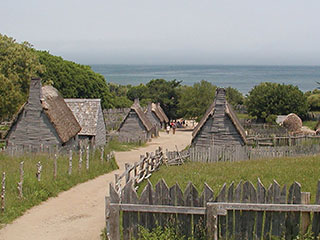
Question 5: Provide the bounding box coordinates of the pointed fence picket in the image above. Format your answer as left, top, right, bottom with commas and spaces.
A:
106, 179, 320, 240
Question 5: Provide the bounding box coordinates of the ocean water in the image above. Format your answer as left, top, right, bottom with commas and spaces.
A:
90, 65, 320, 94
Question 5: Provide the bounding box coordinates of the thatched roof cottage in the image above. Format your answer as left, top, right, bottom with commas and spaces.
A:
6, 78, 81, 152
118, 99, 153, 143
65, 99, 106, 147
191, 88, 247, 148
156, 103, 169, 127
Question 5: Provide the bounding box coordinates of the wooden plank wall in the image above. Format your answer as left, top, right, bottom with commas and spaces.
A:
108, 179, 320, 240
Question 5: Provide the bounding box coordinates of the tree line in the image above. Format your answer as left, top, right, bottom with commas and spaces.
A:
0, 33, 318, 123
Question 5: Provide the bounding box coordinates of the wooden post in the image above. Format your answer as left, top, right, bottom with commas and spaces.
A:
86, 145, 90, 170
105, 197, 120, 240
17, 161, 24, 198
1, 172, 5, 212
125, 163, 130, 183
301, 192, 311, 234
79, 148, 83, 170
54, 153, 57, 180
207, 204, 218, 240
100, 146, 104, 163
115, 174, 119, 192
36, 161, 42, 181
68, 149, 72, 175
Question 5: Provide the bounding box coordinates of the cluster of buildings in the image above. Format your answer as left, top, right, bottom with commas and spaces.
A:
5, 78, 169, 152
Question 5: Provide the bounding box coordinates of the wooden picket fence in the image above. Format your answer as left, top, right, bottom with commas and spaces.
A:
106, 179, 320, 240
247, 135, 320, 147
114, 147, 163, 196
184, 144, 320, 163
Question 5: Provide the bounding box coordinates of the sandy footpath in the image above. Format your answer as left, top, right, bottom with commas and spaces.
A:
0, 130, 192, 240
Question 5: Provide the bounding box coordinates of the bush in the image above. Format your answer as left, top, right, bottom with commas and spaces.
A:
246, 82, 309, 121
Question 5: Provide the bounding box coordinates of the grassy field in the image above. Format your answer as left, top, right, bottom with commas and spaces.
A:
139, 155, 320, 203
303, 120, 318, 130
0, 139, 143, 226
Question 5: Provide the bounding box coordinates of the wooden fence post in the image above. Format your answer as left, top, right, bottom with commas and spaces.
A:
86, 145, 90, 170
54, 153, 57, 180
36, 161, 42, 181
1, 172, 5, 212
207, 204, 218, 240
68, 149, 72, 175
17, 161, 24, 198
79, 148, 83, 170
115, 174, 120, 193
105, 197, 120, 240
301, 192, 311, 234
125, 163, 130, 183
100, 147, 104, 163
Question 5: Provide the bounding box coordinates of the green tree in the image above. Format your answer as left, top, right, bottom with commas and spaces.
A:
36, 51, 113, 109
225, 86, 244, 107
245, 82, 309, 121
178, 80, 217, 122
146, 79, 181, 119
0, 34, 44, 120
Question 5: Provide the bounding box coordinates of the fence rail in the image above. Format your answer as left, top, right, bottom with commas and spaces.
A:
114, 147, 163, 195
106, 178, 320, 240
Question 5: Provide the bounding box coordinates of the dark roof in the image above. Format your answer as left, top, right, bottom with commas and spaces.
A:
41, 86, 81, 143
192, 88, 247, 144
156, 103, 169, 123
65, 99, 102, 136
119, 102, 153, 132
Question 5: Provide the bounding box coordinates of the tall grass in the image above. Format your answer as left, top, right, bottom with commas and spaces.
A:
0, 145, 120, 226
139, 155, 320, 202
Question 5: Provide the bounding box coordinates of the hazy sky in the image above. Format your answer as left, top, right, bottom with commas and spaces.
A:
1, 0, 320, 65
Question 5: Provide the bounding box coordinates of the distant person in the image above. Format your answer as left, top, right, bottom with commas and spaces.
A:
166, 125, 170, 134
172, 123, 176, 134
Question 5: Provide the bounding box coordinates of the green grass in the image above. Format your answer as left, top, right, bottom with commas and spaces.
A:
107, 139, 146, 151
0, 126, 9, 131
139, 155, 320, 203
303, 120, 318, 130
0, 144, 122, 226
236, 113, 256, 120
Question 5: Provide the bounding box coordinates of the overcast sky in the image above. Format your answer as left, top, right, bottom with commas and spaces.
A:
1, 0, 320, 65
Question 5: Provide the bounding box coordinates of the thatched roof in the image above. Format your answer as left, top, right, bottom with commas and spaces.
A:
65, 99, 103, 136
151, 103, 164, 122
156, 103, 169, 123
119, 101, 153, 132
192, 88, 247, 144
41, 85, 81, 143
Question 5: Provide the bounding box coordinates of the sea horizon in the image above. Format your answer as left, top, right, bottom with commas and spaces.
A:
90, 64, 320, 94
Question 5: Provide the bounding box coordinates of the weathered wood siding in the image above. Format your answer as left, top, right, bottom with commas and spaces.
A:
6, 80, 63, 149
145, 109, 160, 137
192, 90, 244, 148
118, 110, 149, 142
95, 106, 106, 146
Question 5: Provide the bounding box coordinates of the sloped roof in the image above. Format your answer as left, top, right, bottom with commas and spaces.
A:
41, 85, 81, 143
119, 102, 153, 132
192, 88, 247, 144
151, 103, 164, 122
65, 99, 102, 136
156, 103, 169, 123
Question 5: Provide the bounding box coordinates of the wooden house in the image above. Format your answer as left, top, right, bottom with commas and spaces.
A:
191, 88, 247, 148
145, 102, 167, 136
6, 78, 81, 152
118, 99, 153, 142
65, 99, 106, 147
156, 103, 169, 128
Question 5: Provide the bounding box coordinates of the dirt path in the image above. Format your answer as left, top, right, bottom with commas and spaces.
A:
0, 130, 192, 240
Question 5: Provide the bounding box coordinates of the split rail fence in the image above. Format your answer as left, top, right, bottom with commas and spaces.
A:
106, 179, 320, 240
114, 147, 163, 196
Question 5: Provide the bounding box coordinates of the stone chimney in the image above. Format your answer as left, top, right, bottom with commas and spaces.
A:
27, 77, 42, 109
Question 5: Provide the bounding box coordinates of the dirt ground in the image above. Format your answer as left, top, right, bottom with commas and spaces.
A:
0, 130, 192, 240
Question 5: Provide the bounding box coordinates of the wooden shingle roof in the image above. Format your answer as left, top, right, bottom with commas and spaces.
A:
65, 99, 102, 136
